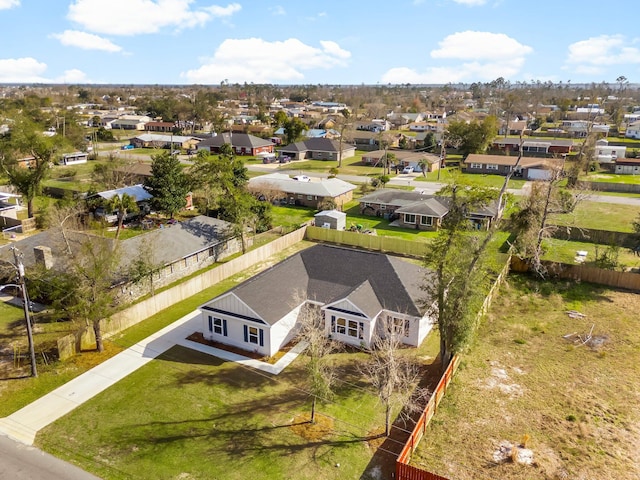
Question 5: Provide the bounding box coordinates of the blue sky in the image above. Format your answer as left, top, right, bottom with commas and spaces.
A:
0, 0, 638, 85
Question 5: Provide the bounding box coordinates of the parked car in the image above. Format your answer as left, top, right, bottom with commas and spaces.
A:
292, 175, 311, 182
121, 144, 134, 150
402, 166, 415, 174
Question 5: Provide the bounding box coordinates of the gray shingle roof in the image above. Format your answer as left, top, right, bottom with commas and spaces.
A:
280, 137, 354, 153
197, 132, 273, 149
202, 244, 431, 325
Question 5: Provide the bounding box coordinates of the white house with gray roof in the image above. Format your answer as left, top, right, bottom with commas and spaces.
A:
248, 173, 356, 209
200, 244, 435, 357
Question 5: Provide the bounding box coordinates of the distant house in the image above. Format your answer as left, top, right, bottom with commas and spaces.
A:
625, 121, 640, 139
144, 121, 176, 133
491, 137, 574, 155
110, 115, 152, 130
595, 139, 626, 163
463, 154, 562, 180
498, 120, 528, 136
358, 190, 498, 231
197, 132, 274, 156
60, 151, 88, 166
279, 138, 356, 161
130, 133, 200, 150
200, 244, 436, 357
615, 158, 640, 175
248, 173, 356, 209
361, 150, 441, 173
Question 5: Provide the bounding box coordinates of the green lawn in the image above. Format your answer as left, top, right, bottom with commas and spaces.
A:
541, 238, 640, 269
582, 172, 640, 185
549, 201, 640, 232
36, 346, 403, 480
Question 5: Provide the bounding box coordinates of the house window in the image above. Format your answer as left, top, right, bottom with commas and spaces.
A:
332, 316, 363, 339
307, 195, 313, 200
208, 316, 227, 336
380, 204, 386, 210
298, 194, 303, 199
404, 214, 416, 224
470, 163, 482, 169
243, 325, 264, 346
486, 164, 498, 170
420, 216, 433, 226
389, 316, 410, 337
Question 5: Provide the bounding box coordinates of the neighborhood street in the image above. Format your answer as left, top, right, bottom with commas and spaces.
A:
0, 435, 100, 480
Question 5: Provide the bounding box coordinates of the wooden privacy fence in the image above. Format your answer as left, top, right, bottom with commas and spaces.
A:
395, 256, 511, 480
511, 257, 640, 292
305, 225, 429, 258
395, 355, 461, 480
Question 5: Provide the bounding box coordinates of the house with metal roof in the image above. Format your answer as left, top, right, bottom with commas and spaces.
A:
248, 173, 356, 209
200, 244, 435, 357
130, 133, 200, 150
196, 132, 274, 156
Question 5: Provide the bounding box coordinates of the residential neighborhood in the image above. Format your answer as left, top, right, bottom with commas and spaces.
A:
1, 78, 640, 480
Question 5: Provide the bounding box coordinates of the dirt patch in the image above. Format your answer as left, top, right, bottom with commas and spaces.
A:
289, 413, 334, 441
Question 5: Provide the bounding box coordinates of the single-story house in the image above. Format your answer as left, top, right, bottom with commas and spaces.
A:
361, 150, 441, 172
0, 192, 22, 220
130, 134, 200, 150
200, 244, 435, 357
60, 151, 88, 165
0, 215, 242, 299
197, 132, 275, 156
248, 173, 356, 209
498, 120, 528, 136
626, 121, 640, 139
359, 190, 499, 231
88, 184, 154, 222
463, 154, 562, 180
279, 138, 356, 161
595, 139, 626, 163
491, 137, 574, 155
144, 121, 176, 133
615, 158, 640, 175
110, 115, 152, 131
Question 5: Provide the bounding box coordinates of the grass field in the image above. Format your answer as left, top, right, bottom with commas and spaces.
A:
36, 346, 404, 480
541, 238, 640, 269
411, 274, 640, 480
549, 200, 640, 232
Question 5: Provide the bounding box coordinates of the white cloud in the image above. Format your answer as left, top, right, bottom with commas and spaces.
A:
0, 57, 91, 83
50, 30, 122, 52
0, 0, 20, 10
182, 37, 351, 84
270, 5, 285, 15
204, 3, 241, 17
565, 35, 640, 74
0, 57, 48, 83
431, 31, 532, 61
67, 0, 241, 36
382, 31, 532, 84
452, 0, 487, 5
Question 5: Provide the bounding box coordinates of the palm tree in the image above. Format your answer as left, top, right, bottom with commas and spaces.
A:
108, 193, 138, 239
417, 159, 428, 178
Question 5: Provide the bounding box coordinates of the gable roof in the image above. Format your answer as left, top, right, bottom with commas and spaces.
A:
492, 137, 574, 147
197, 132, 273, 149
464, 154, 558, 168
201, 244, 430, 325
92, 184, 153, 202
280, 137, 354, 153
248, 173, 356, 197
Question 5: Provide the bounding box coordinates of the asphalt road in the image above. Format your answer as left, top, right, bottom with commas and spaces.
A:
0, 435, 100, 480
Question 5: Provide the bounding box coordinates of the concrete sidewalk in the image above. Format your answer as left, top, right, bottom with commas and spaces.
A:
0, 308, 304, 446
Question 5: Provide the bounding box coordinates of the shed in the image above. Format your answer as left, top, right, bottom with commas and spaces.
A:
314, 210, 346, 230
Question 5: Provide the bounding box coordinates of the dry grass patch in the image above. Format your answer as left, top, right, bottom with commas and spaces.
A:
411, 275, 640, 480
290, 413, 334, 441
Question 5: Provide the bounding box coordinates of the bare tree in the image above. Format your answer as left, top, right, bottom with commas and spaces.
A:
295, 301, 337, 424
361, 317, 425, 436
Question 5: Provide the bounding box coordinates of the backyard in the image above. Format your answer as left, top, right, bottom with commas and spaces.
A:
410, 274, 640, 480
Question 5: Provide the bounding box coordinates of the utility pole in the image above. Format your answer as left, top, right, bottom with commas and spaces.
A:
438, 134, 446, 182
11, 248, 37, 377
